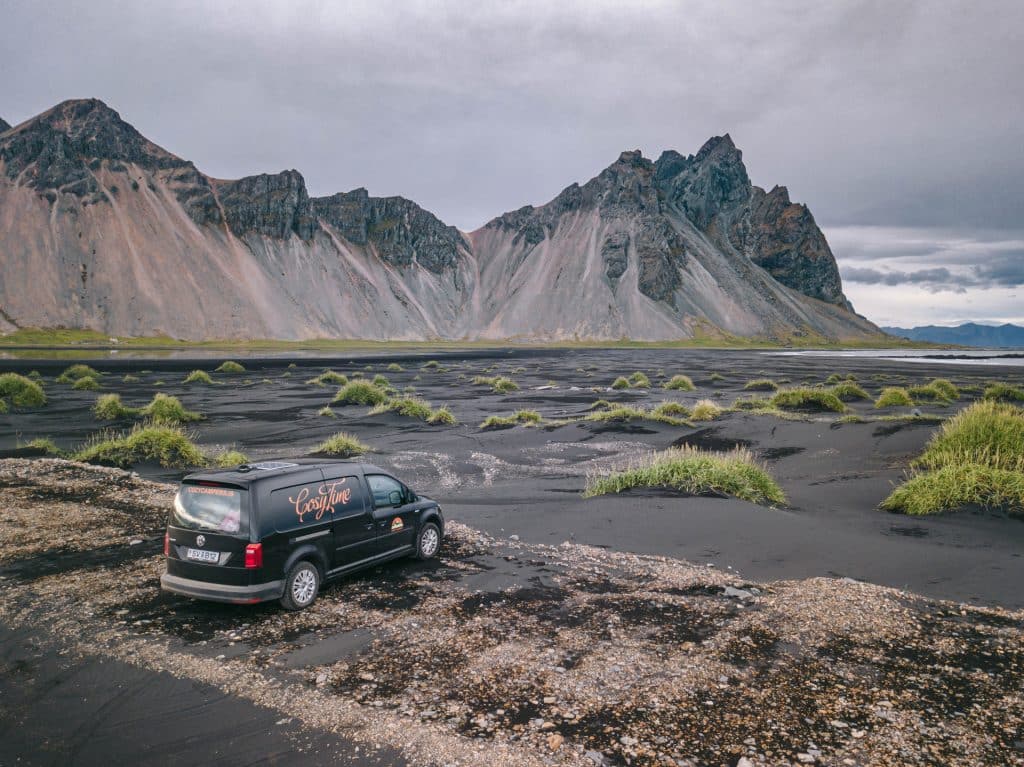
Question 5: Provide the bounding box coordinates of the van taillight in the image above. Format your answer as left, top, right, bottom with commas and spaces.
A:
164, 531, 170, 557
244, 543, 263, 569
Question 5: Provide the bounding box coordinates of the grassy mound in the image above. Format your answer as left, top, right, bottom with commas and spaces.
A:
215, 360, 245, 374
308, 370, 349, 386
587, 399, 614, 411
387, 363, 404, 372
929, 378, 959, 400
908, 382, 953, 403
480, 410, 543, 429
662, 374, 695, 391
744, 379, 778, 392
74, 424, 207, 468
372, 374, 390, 388
875, 387, 914, 408
0, 399, 6, 414
584, 445, 785, 506
982, 382, 1024, 403
333, 381, 388, 406
427, 407, 457, 425
370, 396, 432, 420
830, 381, 870, 401
585, 406, 646, 423
0, 372, 47, 407
627, 371, 651, 388
72, 376, 101, 391
123, 374, 140, 383
24, 437, 62, 456
313, 432, 370, 457
93, 393, 138, 420
213, 449, 249, 468
611, 376, 630, 390
56, 364, 100, 383
421, 360, 441, 369
881, 401, 1024, 515
142, 393, 202, 424
651, 402, 691, 419
318, 406, 336, 418
731, 395, 772, 411
183, 370, 215, 385
472, 375, 519, 393
771, 388, 846, 413
691, 399, 723, 421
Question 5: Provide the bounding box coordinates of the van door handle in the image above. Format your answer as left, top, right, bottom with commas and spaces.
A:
365, 523, 375, 530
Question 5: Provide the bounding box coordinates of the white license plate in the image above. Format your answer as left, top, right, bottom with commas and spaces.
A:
186, 548, 220, 563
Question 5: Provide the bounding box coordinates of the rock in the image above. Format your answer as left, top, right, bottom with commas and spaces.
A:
737, 758, 755, 767
509, 534, 520, 541
796, 754, 816, 764
723, 586, 754, 600
585, 751, 605, 765
543, 696, 557, 704
546, 733, 564, 751
620, 735, 638, 746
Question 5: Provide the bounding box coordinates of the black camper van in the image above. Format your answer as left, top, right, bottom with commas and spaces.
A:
160, 460, 444, 610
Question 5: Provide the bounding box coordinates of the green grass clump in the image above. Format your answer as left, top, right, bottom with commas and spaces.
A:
982, 382, 1024, 403
611, 376, 630, 390
317, 406, 336, 418
480, 410, 543, 429
56, 364, 101, 383
908, 383, 953, 403
836, 414, 866, 424
72, 375, 100, 391
141, 393, 202, 424
825, 373, 857, 385
0, 373, 47, 407
709, 373, 725, 383
215, 360, 245, 374
771, 388, 846, 413
0, 399, 6, 413
313, 431, 370, 457
663, 374, 695, 391
123, 374, 140, 383
881, 401, 1024, 516
586, 406, 646, 423
421, 360, 441, 370
584, 445, 785, 506
587, 399, 615, 411
333, 381, 388, 406
829, 381, 870, 402
184, 370, 215, 385
513, 409, 542, 424
627, 371, 651, 388
691, 399, 723, 421
308, 370, 349, 386
370, 396, 433, 421
93, 393, 139, 420
732, 395, 772, 411
427, 407, 457, 425
929, 378, 959, 400
24, 437, 62, 456
74, 423, 207, 468
875, 387, 914, 408
213, 450, 249, 468
387, 363, 404, 372
744, 378, 778, 392
651, 402, 691, 419
472, 375, 519, 393
372, 374, 390, 388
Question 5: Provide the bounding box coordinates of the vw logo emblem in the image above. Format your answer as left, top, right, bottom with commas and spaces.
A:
195, 535, 206, 547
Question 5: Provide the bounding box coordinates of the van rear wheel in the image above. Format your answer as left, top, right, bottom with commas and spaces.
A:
281, 560, 320, 611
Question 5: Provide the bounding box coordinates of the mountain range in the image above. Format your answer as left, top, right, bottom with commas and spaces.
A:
0, 99, 881, 342
882, 323, 1024, 348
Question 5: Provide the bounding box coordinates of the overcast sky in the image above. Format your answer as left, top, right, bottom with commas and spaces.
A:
2, 0, 1022, 326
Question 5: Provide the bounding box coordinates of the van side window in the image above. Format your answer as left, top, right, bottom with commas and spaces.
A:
270, 476, 365, 532
367, 475, 404, 508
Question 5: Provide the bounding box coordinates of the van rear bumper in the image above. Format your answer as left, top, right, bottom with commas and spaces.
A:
161, 572, 284, 605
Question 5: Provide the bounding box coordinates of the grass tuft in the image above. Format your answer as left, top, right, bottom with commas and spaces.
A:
472, 375, 519, 393
93, 393, 139, 420
480, 410, 543, 429
72, 375, 101, 391
215, 360, 246, 374
731, 395, 772, 411
333, 381, 388, 406
142, 393, 202, 424
74, 423, 207, 468
610, 376, 630, 390
830, 381, 870, 401
744, 378, 778, 391
386, 363, 404, 372
627, 371, 651, 388
308, 370, 349, 386
24, 437, 62, 456
982, 382, 1024, 403
0, 373, 47, 407
56, 364, 101, 383
183, 370, 215, 385
584, 445, 785, 506
213, 449, 249, 468
313, 431, 370, 457
882, 401, 1024, 515
122, 374, 140, 383
771, 388, 846, 413
691, 399, 723, 421
317, 406, 336, 418
663, 374, 695, 391
875, 387, 914, 408
427, 406, 457, 425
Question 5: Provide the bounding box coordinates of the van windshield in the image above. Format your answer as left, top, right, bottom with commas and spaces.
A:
172, 485, 247, 535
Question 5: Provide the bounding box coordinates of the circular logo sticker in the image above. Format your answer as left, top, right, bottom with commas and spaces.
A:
390, 517, 404, 533
195, 534, 206, 547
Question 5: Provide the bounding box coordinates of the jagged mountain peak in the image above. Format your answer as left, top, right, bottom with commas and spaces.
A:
0, 117, 10, 133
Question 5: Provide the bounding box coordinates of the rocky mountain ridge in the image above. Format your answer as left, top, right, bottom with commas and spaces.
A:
0, 99, 879, 341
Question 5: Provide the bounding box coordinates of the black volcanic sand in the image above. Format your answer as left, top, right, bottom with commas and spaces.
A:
2, 349, 1023, 609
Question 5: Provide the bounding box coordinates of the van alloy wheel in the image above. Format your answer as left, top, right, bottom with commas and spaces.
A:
416, 522, 441, 560
292, 569, 317, 604
281, 560, 320, 611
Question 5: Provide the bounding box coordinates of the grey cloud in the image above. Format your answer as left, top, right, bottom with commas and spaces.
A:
841, 266, 967, 292
2, 0, 1023, 232
974, 251, 1024, 287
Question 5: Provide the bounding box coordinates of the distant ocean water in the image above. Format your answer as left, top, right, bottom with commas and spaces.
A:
765, 349, 1024, 367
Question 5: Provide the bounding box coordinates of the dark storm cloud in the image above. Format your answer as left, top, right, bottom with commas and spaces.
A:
842, 266, 959, 288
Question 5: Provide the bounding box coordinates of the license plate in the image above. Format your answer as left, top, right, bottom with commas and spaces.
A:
186, 548, 220, 563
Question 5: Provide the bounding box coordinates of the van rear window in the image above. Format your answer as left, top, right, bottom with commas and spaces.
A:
172, 485, 247, 534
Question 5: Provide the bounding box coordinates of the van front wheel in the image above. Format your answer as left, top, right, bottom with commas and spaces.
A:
281, 560, 320, 611
415, 522, 441, 560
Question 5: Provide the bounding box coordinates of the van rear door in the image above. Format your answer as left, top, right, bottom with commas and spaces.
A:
165, 482, 252, 586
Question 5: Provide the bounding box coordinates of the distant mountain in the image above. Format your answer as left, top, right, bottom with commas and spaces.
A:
0, 117, 10, 133
0, 98, 881, 342
882, 323, 1024, 348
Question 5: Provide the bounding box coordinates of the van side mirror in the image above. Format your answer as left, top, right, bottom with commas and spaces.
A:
388, 489, 403, 507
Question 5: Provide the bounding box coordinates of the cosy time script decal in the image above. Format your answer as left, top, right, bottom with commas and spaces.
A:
290, 479, 353, 523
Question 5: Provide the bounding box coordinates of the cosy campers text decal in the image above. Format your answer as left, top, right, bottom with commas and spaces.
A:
289, 479, 354, 523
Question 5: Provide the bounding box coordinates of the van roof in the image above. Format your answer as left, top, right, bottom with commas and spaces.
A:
183, 458, 388, 487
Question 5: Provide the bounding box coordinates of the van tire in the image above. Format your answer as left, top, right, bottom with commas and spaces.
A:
414, 522, 442, 560
280, 560, 320, 611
